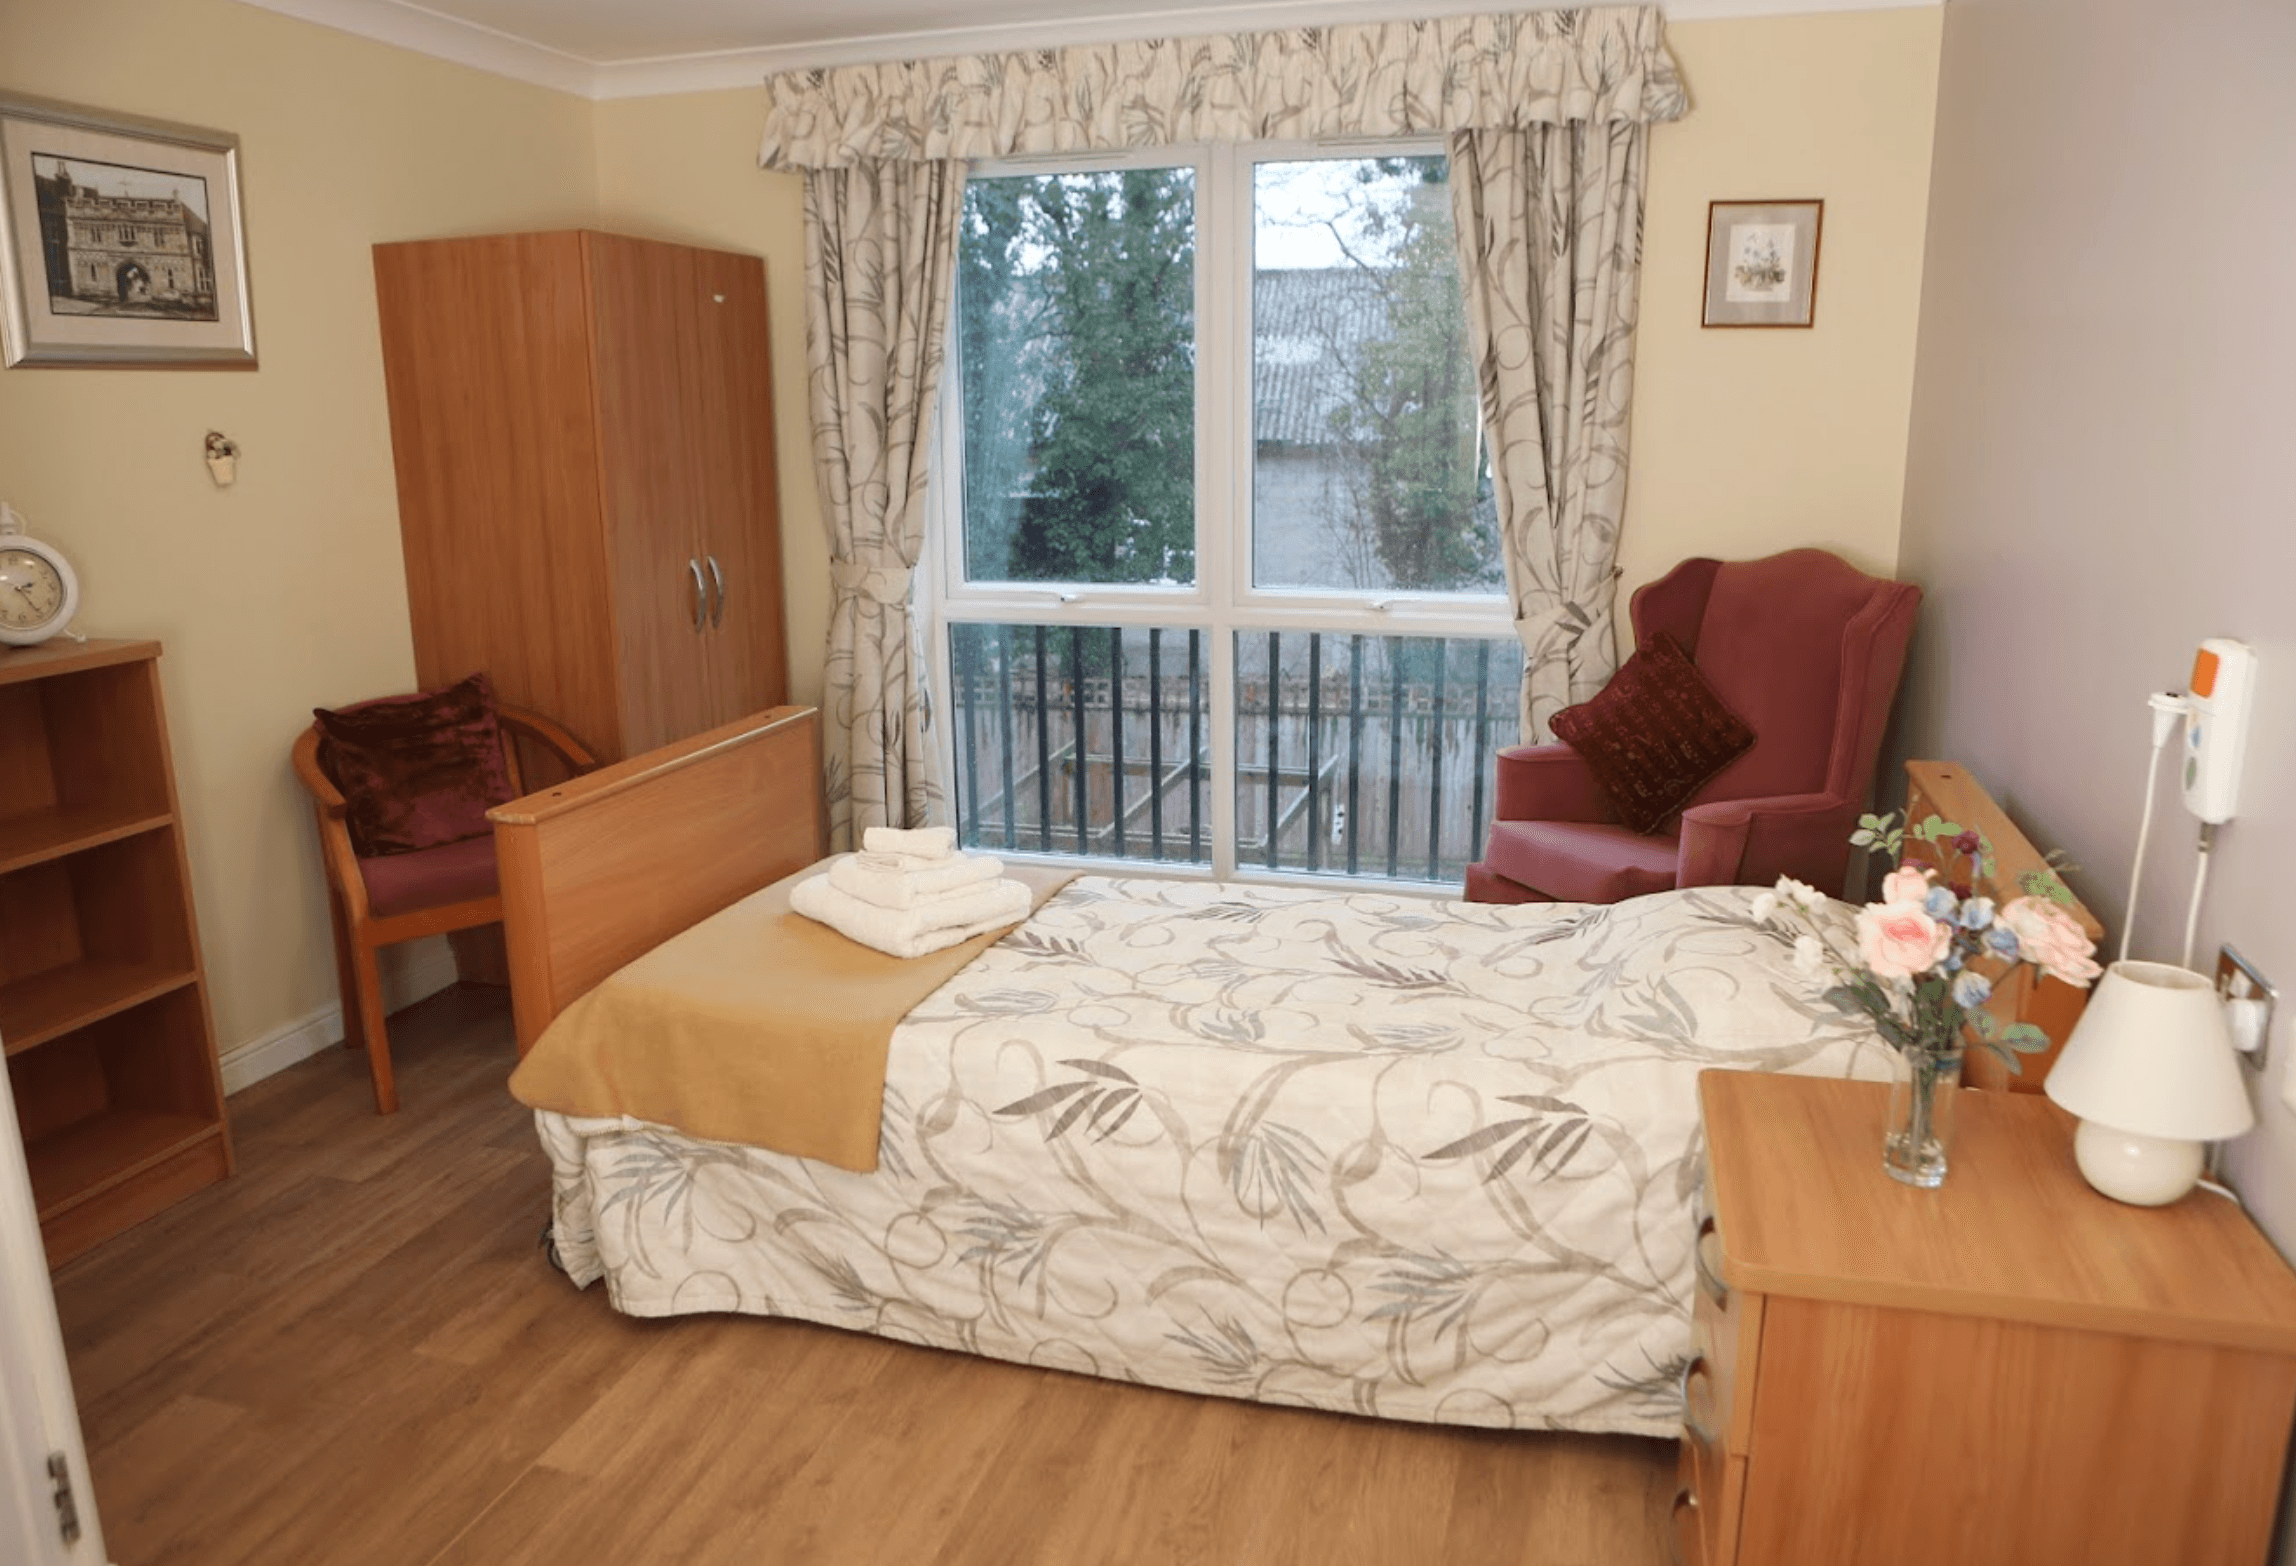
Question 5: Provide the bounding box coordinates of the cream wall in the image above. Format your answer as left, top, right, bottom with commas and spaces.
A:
0, 0, 598, 1051
591, 95, 826, 706
1621, 7, 1941, 608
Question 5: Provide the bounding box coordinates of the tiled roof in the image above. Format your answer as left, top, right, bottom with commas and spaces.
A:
1252, 266, 1390, 448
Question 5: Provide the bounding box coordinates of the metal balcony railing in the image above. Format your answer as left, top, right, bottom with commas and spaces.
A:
947, 623, 1522, 885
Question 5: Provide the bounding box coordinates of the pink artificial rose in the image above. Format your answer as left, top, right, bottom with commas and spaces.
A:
1879, 866, 1933, 906
1998, 897, 2102, 987
1856, 900, 1952, 979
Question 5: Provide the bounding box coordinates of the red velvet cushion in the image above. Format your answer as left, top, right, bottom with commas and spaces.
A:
1549, 634, 1755, 834
315, 673, 514, 857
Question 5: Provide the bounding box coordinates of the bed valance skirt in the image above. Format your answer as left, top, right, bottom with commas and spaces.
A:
758, 8, 1685, 169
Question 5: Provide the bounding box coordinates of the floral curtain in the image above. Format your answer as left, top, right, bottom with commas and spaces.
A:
759, 9, 1685, 169
769, 8, 1683, 794
1449, 101, 1676, 740
804, 158, 965, 847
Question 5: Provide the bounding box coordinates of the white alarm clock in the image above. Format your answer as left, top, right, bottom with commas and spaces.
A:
0, 502, 79, 647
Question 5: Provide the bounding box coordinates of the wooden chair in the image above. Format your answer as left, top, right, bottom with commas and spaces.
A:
292, 705, 595, 1113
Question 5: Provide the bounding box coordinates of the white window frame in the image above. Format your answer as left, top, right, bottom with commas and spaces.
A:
925, 138, 1514, 889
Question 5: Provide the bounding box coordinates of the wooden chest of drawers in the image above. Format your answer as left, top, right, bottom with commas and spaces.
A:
1678, 1071, 2296, 1566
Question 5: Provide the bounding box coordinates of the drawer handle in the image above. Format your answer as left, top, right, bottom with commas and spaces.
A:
1693, 1215, 1728, 1308
1670, 1485, 1700, 1566
1678, 1354, 1722, 1449
687, 558, 707, 632
706, 554, 726, 627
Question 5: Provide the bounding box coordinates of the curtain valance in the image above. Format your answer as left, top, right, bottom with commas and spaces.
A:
758, 7, 1687, 169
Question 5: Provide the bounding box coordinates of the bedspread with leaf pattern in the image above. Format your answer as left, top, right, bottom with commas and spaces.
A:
538, 877, 1888, 1435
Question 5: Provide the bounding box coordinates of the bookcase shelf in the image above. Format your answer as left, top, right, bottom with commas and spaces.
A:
0, 640, 232, 1267
0, 803, 173, 875
0, 960, 200, 1057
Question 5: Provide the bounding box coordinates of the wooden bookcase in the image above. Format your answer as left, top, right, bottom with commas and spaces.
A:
0, 639, 231, 1268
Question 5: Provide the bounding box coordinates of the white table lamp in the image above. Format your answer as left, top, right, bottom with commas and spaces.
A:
2045, 961, 2256, 1206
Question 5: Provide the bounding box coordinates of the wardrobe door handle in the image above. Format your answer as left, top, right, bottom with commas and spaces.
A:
687, 558, 706, 632
707, 555, 726, 627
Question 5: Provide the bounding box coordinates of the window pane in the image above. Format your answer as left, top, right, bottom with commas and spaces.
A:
957, 169, 1197, 587
948, 621, 1208, 864
1252, 157, 1498, 595
1234, 631, 1521, 882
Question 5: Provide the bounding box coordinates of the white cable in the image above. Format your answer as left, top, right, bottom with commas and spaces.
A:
2121, 749, 2162, 962
2122, 698, 2181, 962
2180, 823, 2214, 972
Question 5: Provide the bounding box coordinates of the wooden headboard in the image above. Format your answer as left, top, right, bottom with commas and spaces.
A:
488, 705, 828, 1055
1902, 760, 2106, 1093
488, 725, 2102, 1088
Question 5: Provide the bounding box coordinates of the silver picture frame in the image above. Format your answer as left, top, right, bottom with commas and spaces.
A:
1702, 199, 1823, 330
0, 91, 256, 368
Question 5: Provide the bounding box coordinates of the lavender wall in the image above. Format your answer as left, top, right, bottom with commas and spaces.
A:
1898, 0, 2296, 1542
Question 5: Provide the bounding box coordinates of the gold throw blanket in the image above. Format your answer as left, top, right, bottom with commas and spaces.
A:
508, 860, 1076, 1171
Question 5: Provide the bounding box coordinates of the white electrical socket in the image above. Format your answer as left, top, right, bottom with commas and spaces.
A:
2281, 1017, 2296, 1117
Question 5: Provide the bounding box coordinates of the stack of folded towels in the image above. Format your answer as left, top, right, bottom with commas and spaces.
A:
789, 826, 1032, 959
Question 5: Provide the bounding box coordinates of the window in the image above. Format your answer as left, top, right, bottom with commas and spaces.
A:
933, 144, 1518, 887
957, 165, 1196, 590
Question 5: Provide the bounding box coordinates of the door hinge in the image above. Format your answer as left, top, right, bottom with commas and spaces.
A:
47, 1452, 80, 1546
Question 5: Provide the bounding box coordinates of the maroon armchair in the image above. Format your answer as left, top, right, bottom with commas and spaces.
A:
1465, 549, 1921, 905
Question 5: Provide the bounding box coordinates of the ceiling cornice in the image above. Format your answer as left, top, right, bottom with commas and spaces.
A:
239, 0, 596, 95
234, 0, 1940, 102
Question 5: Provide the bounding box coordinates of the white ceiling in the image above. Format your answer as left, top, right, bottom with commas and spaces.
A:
237, 0, 1930, 99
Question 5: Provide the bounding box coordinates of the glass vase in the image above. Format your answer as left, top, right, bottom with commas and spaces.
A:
1883, 1047, 1963, 1188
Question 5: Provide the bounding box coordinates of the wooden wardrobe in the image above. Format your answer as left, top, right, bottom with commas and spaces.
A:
373, 230, 788, 767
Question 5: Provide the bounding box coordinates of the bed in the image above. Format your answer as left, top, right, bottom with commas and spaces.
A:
489, 706, 2100, 1438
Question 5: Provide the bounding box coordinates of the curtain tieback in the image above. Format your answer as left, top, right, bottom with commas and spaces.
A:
1516, 571, 1621, 658
831, 559, 915, 608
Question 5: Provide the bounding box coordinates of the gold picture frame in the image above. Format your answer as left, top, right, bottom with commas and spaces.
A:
1702, 199, 1822, 330
0, 91, 256, 368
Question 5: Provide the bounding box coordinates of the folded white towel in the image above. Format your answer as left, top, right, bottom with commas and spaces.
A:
862, 825, 957, 860
790, 874, 1032, 959
829, 850, 1005, 910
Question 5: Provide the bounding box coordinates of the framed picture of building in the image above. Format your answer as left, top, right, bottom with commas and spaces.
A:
1702, 199, 1822, 329
0, 93, 256, 367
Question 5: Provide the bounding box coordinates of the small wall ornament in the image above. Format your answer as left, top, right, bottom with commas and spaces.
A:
205, 430, 238, 487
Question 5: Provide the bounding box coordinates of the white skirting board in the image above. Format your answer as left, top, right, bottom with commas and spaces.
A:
218, 938, 461, 1096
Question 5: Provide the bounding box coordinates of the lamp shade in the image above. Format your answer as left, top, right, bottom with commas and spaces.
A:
2045, 961, 2256, 1141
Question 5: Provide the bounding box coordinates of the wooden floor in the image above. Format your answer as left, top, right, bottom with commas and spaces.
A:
52, 984, 1676, 1565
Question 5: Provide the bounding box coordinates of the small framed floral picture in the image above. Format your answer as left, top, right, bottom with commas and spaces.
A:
1702, 199, 1822, 329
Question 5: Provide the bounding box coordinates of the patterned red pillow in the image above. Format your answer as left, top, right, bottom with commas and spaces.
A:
314, 672, 515, 857
1550, 634, 1755, 834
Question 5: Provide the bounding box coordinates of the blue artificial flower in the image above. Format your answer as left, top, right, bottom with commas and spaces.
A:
1942, 949, 1964, 974
1986, 924, 2020, 959
1952, 970, 1993, 1008
1957, 896, 1995, 931
1925, 886, 1959, 919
